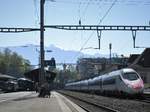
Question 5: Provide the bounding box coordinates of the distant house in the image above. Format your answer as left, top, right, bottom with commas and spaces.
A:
76, 57, 127, 80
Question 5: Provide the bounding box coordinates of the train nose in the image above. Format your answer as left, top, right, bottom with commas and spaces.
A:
132, 80, 144, 90
132, 84, 142, 89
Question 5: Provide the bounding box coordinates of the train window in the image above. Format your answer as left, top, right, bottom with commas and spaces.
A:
94, 79, 100, 85
100, 79, 102, 85
122, 72, 139, 81
103, 78, 115, 85
90, 81, 96, 86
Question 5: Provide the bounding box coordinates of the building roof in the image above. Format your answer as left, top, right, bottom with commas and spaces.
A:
129, 48, 150, 67
128, 54, 140, 64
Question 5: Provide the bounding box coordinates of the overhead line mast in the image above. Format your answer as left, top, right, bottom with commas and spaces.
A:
40, 0, 45, 85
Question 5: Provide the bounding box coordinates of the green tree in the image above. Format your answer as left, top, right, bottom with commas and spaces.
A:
0, 48, 32, 78
54, 65, 78, 88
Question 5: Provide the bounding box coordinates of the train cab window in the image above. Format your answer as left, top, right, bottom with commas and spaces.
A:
122, 72, 139, 81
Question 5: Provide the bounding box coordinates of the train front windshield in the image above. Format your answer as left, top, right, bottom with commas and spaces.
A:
122, 72, 139, 81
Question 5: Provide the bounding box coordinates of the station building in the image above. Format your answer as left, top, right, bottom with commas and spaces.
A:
24, 68, 56, 83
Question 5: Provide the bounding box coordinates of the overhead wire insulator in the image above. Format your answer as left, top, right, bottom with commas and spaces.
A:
79, 19, 81, 26
132, 30, 136, 48
97, 30, 102, 49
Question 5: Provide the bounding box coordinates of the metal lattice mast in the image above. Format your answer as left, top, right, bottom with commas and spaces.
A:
40, 0, 45, 85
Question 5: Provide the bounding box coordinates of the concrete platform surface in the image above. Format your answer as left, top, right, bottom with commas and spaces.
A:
0, 91, 37, 103
0, 91, 86, 112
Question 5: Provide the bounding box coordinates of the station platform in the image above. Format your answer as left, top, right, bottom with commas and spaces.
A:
0, 91, 86, 112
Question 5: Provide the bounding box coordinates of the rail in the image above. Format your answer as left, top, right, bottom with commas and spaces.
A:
58, 91, 120, 112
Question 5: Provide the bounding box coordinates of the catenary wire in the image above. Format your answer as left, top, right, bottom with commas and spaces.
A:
71, 0, 118, 62
33, 0, 40, 26
46, 0, 150, 6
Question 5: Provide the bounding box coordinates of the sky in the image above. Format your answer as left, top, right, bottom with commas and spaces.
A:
0, 0, 150, 62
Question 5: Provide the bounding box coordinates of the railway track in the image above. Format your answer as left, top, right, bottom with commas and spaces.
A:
134, 97, 150, 103
137, 99, 150, 103
59, 91, 120, 112
58, 90, 150, 112
140, 93, 150, 103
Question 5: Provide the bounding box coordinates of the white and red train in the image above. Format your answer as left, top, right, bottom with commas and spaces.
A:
65, 68, 144, 95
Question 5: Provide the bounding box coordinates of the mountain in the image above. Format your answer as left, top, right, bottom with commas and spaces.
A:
0, 45, 87, 65
0, 44, 109, 65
